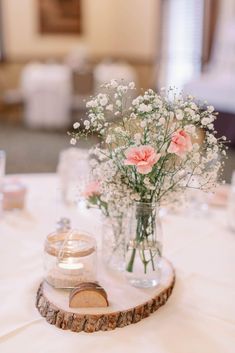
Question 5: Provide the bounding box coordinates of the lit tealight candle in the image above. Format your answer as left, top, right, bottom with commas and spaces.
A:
58, 258, 84, 271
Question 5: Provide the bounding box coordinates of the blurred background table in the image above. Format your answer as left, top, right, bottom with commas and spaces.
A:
0, 173, 234, 353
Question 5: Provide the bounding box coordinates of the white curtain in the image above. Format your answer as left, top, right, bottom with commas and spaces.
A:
209, 0, 235, 73
158, 0, 204, 90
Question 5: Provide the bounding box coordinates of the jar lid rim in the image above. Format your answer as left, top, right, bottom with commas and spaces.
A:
45, 230, 96, 258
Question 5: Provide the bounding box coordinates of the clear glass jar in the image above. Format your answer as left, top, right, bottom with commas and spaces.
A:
0, 150, 6, 218
125, 202, 163, 288
2, 181, 26, 211
57, 148, 90, 206
44, 229, 97, 288
0, 150, 6, 182
102, 214, 126, 271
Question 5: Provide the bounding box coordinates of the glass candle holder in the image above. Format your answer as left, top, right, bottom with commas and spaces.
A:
0, 151, 6, 217
57, 148, 90, 206
0, 150, 6, 183
2, 181, 27, 211
44, 230, 97, 288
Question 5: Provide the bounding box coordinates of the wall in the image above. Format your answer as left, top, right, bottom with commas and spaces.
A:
2, 0, 159, 61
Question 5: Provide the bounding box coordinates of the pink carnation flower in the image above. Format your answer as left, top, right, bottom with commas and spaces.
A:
83, 181, 101, 198
168, 130, 193, 157
124, 145, 161, 175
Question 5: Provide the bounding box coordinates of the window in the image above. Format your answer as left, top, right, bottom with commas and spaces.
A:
159, 0, 204, 90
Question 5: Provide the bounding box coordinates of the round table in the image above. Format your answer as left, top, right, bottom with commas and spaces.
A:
0, 174, 234, 353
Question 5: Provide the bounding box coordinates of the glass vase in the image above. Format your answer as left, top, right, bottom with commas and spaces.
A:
125, 202, 162, 288
102, 214, 126, 271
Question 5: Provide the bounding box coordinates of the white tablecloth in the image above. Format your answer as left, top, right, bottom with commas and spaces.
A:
0, 174, 234, 353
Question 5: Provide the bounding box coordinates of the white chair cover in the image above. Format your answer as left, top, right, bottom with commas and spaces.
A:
21, 63, 72, 129
64, 45, 89, 71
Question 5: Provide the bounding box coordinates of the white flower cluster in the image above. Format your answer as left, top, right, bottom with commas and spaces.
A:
70, 81, 227, 210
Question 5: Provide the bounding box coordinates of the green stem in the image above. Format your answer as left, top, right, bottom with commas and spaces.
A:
143, 260, 148, 274
126, 248, 136, 272
150, 249, 155, 271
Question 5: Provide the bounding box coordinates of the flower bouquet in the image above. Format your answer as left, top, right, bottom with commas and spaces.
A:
70, 80, 227, 287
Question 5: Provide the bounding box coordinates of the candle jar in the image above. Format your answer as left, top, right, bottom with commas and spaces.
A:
0, 150, 6, 217
44, 230, 97, 288
0, 150, 5, 178
2, 181, 27, 211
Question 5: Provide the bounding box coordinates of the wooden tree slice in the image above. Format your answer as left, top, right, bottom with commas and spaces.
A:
36, 258, 175, 333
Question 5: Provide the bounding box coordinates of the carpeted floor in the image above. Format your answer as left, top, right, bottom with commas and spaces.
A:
0, 121, 234, 182
0, 122, 98, 174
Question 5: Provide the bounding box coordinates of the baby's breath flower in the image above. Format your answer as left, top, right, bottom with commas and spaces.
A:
84, 120, 90, 130
86, 99, 98, 108
190, 102, 198, 110
138, 103, 152, 113
110, 79, 118, 88
185, 108, 195, 117
73, 122, 80, 129
159, 117, 165, 125
207, 105, 214, 113
99, 95, 108, 106
129, 82, 135, 89
70, 138, 76, 145
116, 100, 122, 108
117, 85, 128, 94
130, 112, 136, 119
175, 109, 184, 120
